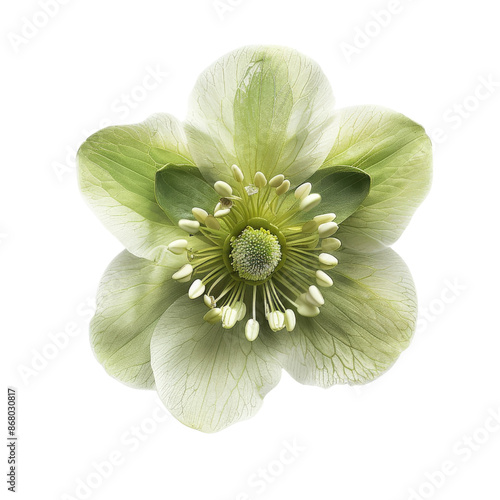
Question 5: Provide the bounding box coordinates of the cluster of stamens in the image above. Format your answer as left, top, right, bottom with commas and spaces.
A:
167, 165, 341, 341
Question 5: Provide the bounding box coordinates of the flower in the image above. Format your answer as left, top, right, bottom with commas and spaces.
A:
78, 46, 432, 432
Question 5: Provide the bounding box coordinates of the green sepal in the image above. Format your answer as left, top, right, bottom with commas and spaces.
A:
288, 165, 371, 223
155, 164, 220, 224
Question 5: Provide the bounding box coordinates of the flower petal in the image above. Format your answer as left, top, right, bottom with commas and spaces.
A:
323, 105, 432, 251
150, 296, 285, 432
282, 248, 417, 387
90, 250, 186, 389
78, 113, 193, 264
186, 45, 336, 186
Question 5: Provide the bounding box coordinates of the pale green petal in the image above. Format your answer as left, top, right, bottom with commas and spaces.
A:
282, 248, 417, 387
186, 45, 336, 186
78, 113, 194, 264
323, 106, 432, 251
91, 250, 187, 389
150, 296, 285, 432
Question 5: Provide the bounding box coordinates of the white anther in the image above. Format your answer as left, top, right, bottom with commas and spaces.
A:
296, 294, 320, 317
172, 264, 193, 281
192, 207, 208, 224
302, 220, 319, 233
221, 305, 239, 329
245, 319, 260, 341
203, 308, 222, 324
315, 270, 333, 287
214, 181, 233, 197
214, 208, 231, 218
321, 238, 341, 252
318, 222, 338, 238
268, 311, 285, 332
204, 215, 221, 230
167, 239, 188, 255
204, 294, 215, 308
178, 219, 200, 234
297, 304, 320, 317
306, 285, 324, 307
188, 279, 205, 299
235, 301, 247, 321
294, 182, 312, 200
284, 309, 296, 332
231, 164, 244, 182
276, 180, 290, 196
214, 202, 221, 212
254, 171, 267, 188
269, 174, 285, 187
313, 213, 336, 224
300, 193, 322, 212
318, 253, 338, 267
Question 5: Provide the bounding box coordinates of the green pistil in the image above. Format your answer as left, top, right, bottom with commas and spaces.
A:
230, 226, 282, 281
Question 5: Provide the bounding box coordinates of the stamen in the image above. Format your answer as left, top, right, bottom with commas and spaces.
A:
294, 182, 312, 200
221, 305, 238, 329
214, 208, 231, 218
203, 308, 222, 323
178, 219, 200, 234
278, 269, 311, 296
315, 270, 333, 287
300, 193, 321, 212
301, 221, 319, 233
252, 285, 257, 319
269, 174, 285, 187
254, 171, 267, 188
295, 294, 320, 317
284, 309, 296, 332
268, 311, 285, 332
276, 180, 290, 196
306, 285, 324, 307
231, 164, 244, 182
318, 222, 338, 238
214, 181, 233, 197
215, 280, 237, 303
188, 279, 205, 299
204, 215, 221, 230
207, 272, 228, 296
313, 213, 336, 224
321, 238, 341, 252
167, 239, 188, 255
318, 253, 338, 267
178, 169, 341, 338
204, 294, 216, 308
236, 301, 247, 321
245, 319, 260, 341
192, 208, 208, 223
172, 264, 193, 281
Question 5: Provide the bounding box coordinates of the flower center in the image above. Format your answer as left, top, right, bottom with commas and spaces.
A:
230, 227, 281, 281
169, 165, 342, 341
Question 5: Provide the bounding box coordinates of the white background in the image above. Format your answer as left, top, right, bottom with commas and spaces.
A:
2, 1, 499, 499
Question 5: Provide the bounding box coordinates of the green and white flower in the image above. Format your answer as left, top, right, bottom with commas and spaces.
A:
78, 46, 432, 432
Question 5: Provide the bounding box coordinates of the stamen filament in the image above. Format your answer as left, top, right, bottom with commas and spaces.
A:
177, 170, 340, 334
